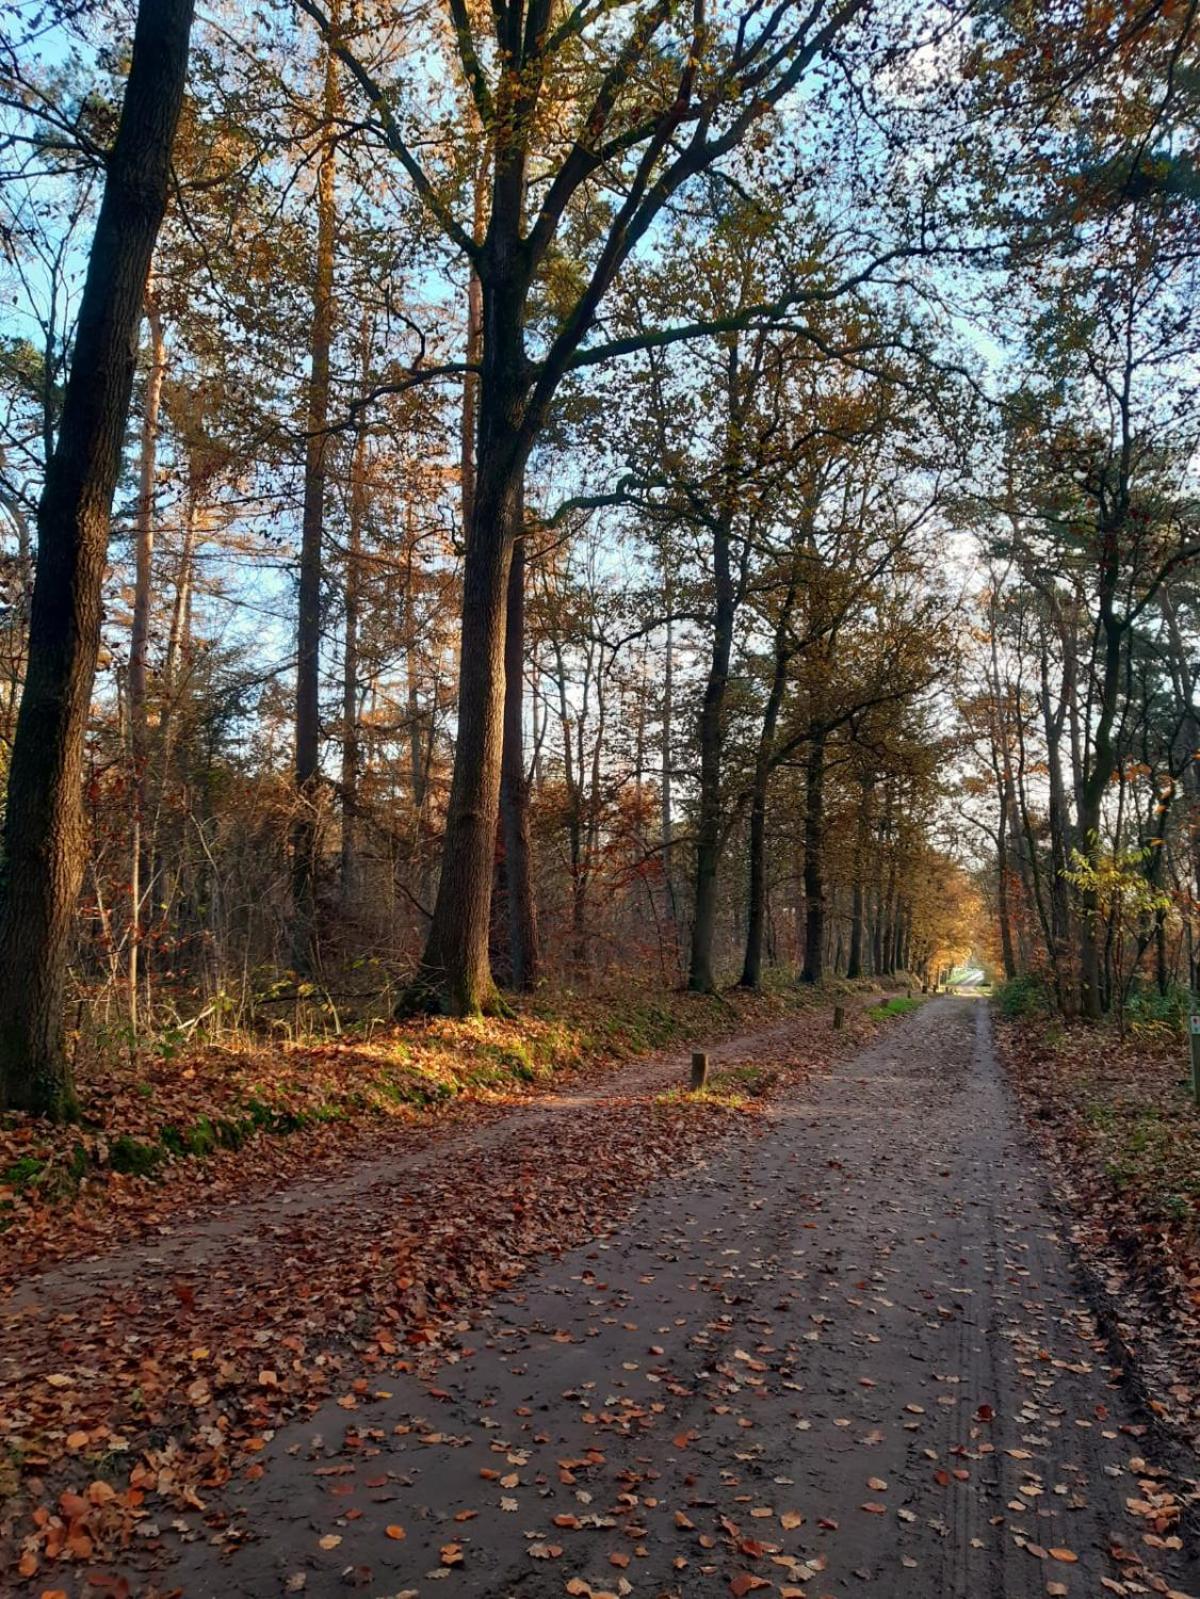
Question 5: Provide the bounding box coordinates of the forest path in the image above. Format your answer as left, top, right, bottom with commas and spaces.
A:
2, 1008, 817, 1323
134, 997, 1200, 1599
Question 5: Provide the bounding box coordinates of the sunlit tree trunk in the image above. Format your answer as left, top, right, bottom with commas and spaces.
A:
127, 289, 166, 1035
498, 529, 538, 987
0, 0, 194, 1117
412, 251, 530, 1014
340, 410, 367, 908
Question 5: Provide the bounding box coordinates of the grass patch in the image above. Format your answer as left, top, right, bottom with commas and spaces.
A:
867, 995, 923, 1021
656, 1061, 779, 1110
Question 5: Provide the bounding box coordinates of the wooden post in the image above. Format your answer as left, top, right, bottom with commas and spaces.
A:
690, 1051, 709, 1091
833, 1004, 845, 1031
1189, 1014, 1200, 1106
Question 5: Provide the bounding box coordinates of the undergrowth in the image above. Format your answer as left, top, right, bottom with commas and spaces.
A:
0, 977, 881, 1236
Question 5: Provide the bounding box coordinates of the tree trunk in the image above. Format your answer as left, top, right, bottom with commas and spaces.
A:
0, 0, 194, 1117
993, 776, 1018, 981
498, 530, 537, 988
128, 293, 165, 743
127, 290, 166, 1034
149, 478, 198, 919
739, 601, 792, 989
880, 848, 898, 977
661, 605, 680, 966
688, 511, 735, 992
460, 153, 485, 536
293, 7, 340, 970
411, 251, 528, 1013
847, 775, 873, 981
1077, 598, 1123, 1019
801, 727, 827, 984
340, 409, 366, 908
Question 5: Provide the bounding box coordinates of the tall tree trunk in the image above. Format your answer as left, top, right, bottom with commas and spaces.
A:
127, 293, 165, 742
883, 859, 899, 976
127, 290, 166, 1035
1077, 595, 1123, 1019
293, 6, 340, 971
340, 408, 366, 908
661, 605, 680, 965
411, 249, 529, 1014
149, 479, 197, 916
739, 597, 793, 989
847, 775, 873, 980
689, 511, 735, 992
459, 153, 485, 536
0, 0, 194, 1117
994, 783, 1018, 982
498, 530, 537, 988
801, 727, 827, 984
1037, 623, 1075, 1013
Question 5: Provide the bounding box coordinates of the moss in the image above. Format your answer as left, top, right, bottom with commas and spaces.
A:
3, 1154, 45, 1189
109, 1134, 165, 1177
464, 1062, 509, 1090
215, 1115, 249, 1150
187, 1116, 219, 1156
379, 1071, 454, 1108
67, 1142, 88, 1184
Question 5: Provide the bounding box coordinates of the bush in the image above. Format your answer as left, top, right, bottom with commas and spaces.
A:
994, 973, 1053, 1019
1125, 980, 1193, 1033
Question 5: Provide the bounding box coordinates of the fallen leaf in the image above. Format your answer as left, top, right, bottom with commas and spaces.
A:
730, 1577, 771, 1597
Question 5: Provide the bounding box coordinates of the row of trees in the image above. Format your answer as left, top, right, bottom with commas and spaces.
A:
964, 3, 1200, 1019
1, 0, 1190, 1111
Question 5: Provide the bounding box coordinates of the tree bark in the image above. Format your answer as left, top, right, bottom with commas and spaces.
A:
340, 408, 366, 908
739, 594, 793, 990
128, 292, 165, 741
688, 504, 735, 993
410, 250, 529, 1013
498, 530, 537, 988
1076, 589, 1123, 1019
293, 6, 340, 970
0, 0, 194, 1117
127, 289, 166, 1034
800, 726, 827, 984
661, 604, 681, 967
847, 775, 873, 980
994, 782, 1017, 981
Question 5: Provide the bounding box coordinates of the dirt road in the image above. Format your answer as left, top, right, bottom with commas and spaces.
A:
112, 996, 1193, 1598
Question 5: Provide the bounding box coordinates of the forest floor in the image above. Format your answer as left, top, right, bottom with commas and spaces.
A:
0, 981, 868, 1282
6, 996, 1200, 1597
2, 979, 891, 1593
997, 1013, 1200, 1456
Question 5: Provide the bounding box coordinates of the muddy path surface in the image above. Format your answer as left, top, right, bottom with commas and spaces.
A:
115, 996, 1199, 1599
